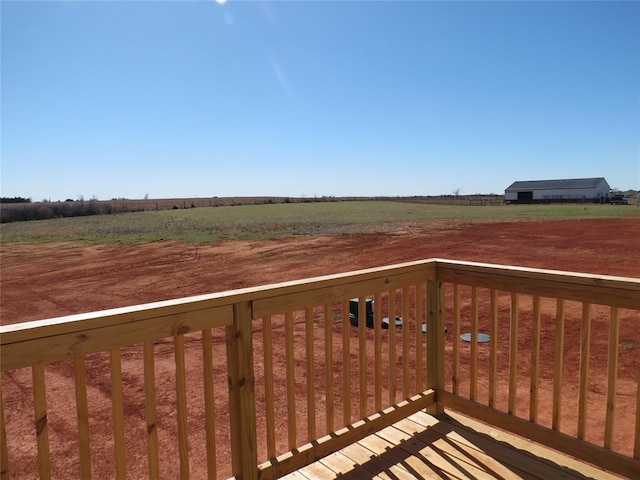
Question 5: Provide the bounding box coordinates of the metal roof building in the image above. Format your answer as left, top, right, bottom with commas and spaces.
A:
504, 177, 611, 203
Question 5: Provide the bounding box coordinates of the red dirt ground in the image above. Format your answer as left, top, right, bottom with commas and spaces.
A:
1, 218, 639, 478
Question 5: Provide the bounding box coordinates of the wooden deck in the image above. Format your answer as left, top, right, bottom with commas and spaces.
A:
282, 410, 622, 480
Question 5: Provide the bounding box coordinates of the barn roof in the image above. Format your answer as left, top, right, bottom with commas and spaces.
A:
505, 177, 609, 191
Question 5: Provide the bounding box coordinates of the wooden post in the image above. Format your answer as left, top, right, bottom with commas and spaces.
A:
226, 301, 258, 480
426, 279, 444, 416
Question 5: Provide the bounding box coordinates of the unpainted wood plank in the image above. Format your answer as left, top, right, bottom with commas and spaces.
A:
430, 420, 580, 480
435, 260, 640, 310
0, 380, 8, 480
426, 280, 445, 416
201, 330, 216, 480
263, 316, 277, 459
252, 265, 434, 318
32, 364, 51, 480
452, 284, 461, 396
553, 299, 565, 431
388, 290, 397, 405
298, 458, 336, 479
342, 299, 351, 425
402, 286, 411, 399
415, 283, 425, 393
359, 296, 367, 418
508, 293, 519, 415
324, 305, 335, 433
382, 422, 508, 480
143, 341, 160, 480
2, 305, 233, 371
109, 349, 126, 480
174, 334, 190, 479
374, 293, 383, 412
488, 289, 498, 408
305, 308, 316, 441
577, 303, 592, 441
318, 450, 357, 475
530, 296, 541, 423
285, 311, 297, 450
604, 306, 619, 450
443, 410, 623, 480
73, 355, 92, 480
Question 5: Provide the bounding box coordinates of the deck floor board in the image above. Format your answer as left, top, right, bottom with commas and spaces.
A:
281, 410, 622, 480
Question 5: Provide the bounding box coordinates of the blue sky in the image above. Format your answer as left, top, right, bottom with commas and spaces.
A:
2, 1, 639, 201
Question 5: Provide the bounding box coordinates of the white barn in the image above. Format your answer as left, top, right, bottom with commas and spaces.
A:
505, 177, 611, 204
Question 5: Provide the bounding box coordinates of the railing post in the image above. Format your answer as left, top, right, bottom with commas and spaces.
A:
226, 301, 258, 480
426, 278, 445, 416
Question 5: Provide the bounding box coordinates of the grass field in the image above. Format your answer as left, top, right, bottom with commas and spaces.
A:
1, 200, 638, 244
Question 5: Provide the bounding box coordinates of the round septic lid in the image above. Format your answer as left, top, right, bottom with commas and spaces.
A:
460, 333, 490, 343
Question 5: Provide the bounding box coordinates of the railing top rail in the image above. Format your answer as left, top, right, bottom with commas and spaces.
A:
1, 258, 437, 344
434, 258, 640, 309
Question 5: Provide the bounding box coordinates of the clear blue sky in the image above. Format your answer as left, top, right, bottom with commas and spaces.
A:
2, 1, 639, 201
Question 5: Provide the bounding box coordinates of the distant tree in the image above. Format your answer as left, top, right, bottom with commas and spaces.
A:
452, 188, 462, 196
0, 196, 31, 203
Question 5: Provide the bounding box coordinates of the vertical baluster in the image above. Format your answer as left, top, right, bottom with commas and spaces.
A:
32, 365, 51, 480
402, 287, 411, 399
415, 284, 424, 393
305, 308, 316, 440
388, 290, 397, 404
263, 316, 276, 458
143, 341, 160, 480
530, 296, 541, 423
508, 293, 519, 415
285, 311, 296, 449
1, 379, 8, 479
324, 305, 334, 433
552, 299, 565, 431
635, 356, 640, 459
201, 331, 216, 479
174, 335, 190, 479
374, 293, 383, 411
342, 300, 351, 425
110, 349, 126, 480
73, 355, 92, 479
452, 284, 461, 396
488, 289, 498, 408
358, 297, 367, 418
470, 286, 479, 402
578, 303, 592, 441
604, 307, 619, 450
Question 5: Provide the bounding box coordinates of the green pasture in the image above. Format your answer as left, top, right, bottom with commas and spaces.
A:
1, 201, 637, 244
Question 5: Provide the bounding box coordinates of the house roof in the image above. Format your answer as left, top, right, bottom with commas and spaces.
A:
505, 177, 609, 191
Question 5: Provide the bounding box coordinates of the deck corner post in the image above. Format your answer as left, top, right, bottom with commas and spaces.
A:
226, 301, 258, 480
426, 279, 445, 416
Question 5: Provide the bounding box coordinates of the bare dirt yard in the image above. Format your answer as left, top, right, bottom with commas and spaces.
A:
1, 218, 640, 478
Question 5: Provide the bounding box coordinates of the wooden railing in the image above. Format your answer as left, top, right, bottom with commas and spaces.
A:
1, 260, 639, 479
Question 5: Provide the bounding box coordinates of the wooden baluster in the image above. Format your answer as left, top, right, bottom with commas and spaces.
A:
174, 334, 190, 479
110, 349, 126, 480
324, 305, 334, 433
578, 303, 592, 441
73, 355, 92, 479
143, 341, 160, 480
604, 307, 619, 449
306, 308, 316, 440
201, 331, 217, 479
508, 293, 519, 415
452, 284, 461, 396
489, 289, 498, 408
530, 296, 541, 423
263, 316, 276, 458
552, 299, 565, 431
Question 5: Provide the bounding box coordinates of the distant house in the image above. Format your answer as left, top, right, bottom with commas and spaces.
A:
504, 177, 611, 204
